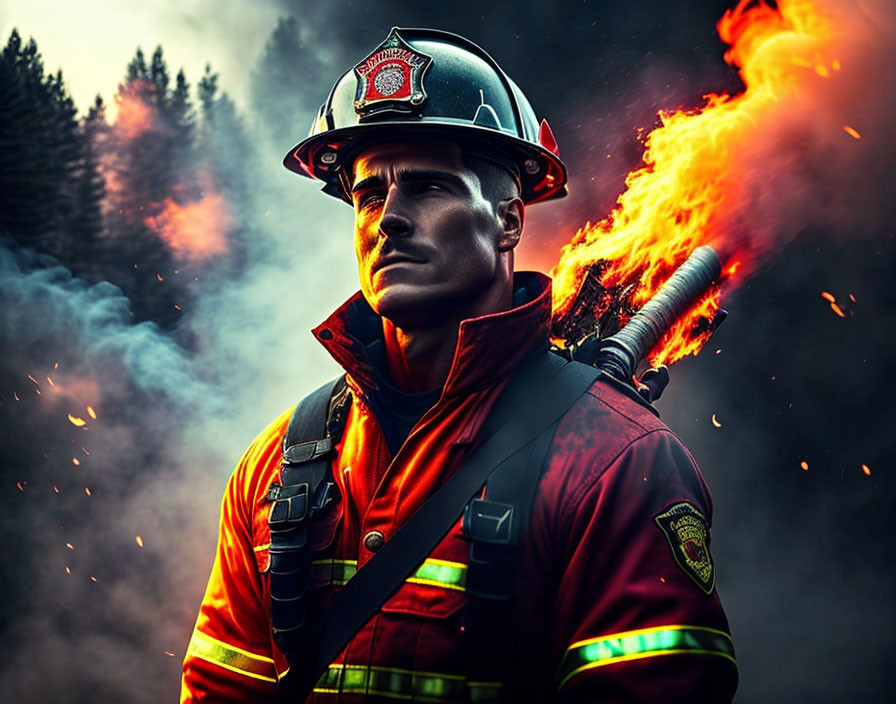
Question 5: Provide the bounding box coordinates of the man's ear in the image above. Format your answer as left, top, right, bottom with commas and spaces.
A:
496, 197, 525, 252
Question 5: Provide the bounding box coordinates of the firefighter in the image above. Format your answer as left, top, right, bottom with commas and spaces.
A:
182, 28, 737, 703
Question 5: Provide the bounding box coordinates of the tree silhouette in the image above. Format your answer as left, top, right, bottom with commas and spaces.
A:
250, 16, 334, 150
1, 30, 260, 330
0, 30, 92, 268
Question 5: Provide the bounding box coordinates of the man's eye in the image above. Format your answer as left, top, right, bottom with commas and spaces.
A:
416, 183, 444, 194
358, 193, 384, 209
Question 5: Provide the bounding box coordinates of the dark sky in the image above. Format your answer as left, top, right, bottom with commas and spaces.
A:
1, 1, 894, 702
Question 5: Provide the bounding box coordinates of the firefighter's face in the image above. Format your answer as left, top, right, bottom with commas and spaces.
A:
351, 138, 523, 326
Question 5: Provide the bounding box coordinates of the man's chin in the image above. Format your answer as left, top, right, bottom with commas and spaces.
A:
368, 284, 450, 326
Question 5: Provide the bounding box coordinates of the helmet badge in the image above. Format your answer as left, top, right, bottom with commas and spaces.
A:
353, 28, 433, 118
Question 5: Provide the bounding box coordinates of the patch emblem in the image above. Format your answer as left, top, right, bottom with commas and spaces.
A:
353, 28, 433, 117
654, 502, 715, 594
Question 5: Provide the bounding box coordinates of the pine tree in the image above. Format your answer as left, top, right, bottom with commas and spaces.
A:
126, 47, 148, 83
197, 63, 218, 121
0, 30, 82, 260
169, 69, 194, 162
103, 46, 189, 325
69, 95, 109, 279
149, 45, 170, 109
0, 30, 40, 237
45, 69, 84, 260
250, 16, 333, 149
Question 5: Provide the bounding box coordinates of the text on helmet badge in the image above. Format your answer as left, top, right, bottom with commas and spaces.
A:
353, 28, 433, 117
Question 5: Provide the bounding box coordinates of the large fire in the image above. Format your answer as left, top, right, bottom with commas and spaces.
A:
112, 81, 156, 140
106, 81, 233, 264
550, 0, 845, 367
144, 175, 233, 263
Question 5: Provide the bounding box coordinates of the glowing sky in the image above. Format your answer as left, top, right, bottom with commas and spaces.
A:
0, 0, 282, 114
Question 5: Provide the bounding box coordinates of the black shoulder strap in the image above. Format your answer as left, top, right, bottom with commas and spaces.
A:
282, 352, 601, 700
268, 375, 348, 659
459, 420, 559, 698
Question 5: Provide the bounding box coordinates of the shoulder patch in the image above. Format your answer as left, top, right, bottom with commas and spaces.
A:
654, 501, 715, 594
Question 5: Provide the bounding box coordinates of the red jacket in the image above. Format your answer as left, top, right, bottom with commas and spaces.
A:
182, 273, 737, 703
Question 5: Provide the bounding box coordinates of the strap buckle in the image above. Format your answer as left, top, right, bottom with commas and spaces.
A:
463, 498, 514, 546
463, 499, 517, 599
270, 483, 309, 528
282, 437, 333, 465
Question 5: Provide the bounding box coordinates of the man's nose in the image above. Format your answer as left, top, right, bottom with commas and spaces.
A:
378, 187, 413, 238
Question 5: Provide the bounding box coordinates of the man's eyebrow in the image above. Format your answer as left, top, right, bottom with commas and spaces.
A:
395, 169, 468, 190
351, 174, 385, 195
350, 169, 469, 195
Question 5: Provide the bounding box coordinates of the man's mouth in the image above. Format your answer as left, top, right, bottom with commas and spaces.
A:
372, 253, 426, 274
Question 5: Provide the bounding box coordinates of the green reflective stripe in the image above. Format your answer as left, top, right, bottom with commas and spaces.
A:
558, 625, 736, 689
315, 664, 502, 701
187, 629, 278, 683
311, 558, 467, 592
407, 558, 467, 591
310, 559, 357, 586
468, 681, 503, 702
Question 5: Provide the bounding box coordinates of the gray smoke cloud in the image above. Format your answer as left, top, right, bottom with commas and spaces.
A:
0, 243, 222, 701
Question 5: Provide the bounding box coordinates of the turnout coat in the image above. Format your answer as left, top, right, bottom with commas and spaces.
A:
181, 273, 737, 703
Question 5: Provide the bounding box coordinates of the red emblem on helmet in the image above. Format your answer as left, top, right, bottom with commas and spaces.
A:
353, 28, 433, 116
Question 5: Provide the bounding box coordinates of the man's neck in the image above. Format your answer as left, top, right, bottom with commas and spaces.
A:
380, 281, 513, 393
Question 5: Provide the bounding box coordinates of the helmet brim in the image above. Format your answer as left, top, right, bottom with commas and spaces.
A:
283, 121, 568, 205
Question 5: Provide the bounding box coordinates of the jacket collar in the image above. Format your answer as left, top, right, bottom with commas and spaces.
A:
311, 271, 552, 399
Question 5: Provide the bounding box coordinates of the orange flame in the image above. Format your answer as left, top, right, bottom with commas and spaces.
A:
112, 82, 155, 140
144, 175, 232, 263
550, 0, 845, 365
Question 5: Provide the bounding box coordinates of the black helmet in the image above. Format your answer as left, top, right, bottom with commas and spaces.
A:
283, 27, 568, 205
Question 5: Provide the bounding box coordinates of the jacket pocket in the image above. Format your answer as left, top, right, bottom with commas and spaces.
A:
381, 559, 469, 619
380, 517, 471, 619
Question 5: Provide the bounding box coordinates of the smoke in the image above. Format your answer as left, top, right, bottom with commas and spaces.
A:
0, 242, 223, 701
716, 0, 896, 259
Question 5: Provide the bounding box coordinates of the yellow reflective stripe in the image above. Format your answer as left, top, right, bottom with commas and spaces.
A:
252, 543, 270, 552
187, 629, 277, 683
558, 624, 736, 689
311, 558, 468, 592
315, 663, 501, 701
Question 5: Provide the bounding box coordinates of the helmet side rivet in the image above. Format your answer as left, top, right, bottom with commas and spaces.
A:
524, 159, 540, 175
320, 151, 338, 165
